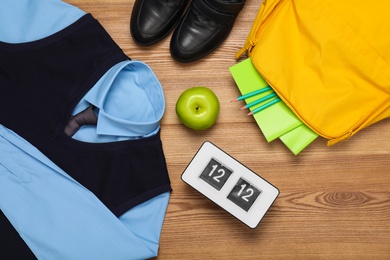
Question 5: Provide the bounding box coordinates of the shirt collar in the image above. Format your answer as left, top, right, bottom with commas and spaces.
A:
84, 60, 165, 137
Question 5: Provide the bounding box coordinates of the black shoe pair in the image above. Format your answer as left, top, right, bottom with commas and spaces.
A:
130, 0, 245, 63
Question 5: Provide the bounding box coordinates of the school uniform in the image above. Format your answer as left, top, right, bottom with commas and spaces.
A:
0, 1, 171, 259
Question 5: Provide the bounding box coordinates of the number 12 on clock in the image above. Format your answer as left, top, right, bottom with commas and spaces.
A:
200, 158, 233, 191
227, 178, 261, 211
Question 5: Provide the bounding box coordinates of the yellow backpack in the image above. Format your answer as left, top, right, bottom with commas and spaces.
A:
237, 0, 390, 146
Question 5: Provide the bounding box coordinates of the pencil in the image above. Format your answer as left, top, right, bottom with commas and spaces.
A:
240, 92, 278, 110
231, 86, 272, 102
247, 97, 281, 116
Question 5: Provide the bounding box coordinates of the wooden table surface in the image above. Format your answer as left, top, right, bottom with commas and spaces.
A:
69, 1, 390, 259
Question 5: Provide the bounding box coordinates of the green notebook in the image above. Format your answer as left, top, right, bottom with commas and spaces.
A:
229, 58, 318, 154
279, 124, 318, 155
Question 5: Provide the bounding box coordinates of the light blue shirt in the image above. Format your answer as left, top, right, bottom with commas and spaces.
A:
0, 0, 170, 259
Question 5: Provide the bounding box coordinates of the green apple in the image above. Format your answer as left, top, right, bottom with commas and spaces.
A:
175, 86, 220, 130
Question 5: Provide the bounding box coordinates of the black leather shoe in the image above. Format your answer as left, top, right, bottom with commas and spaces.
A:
131, 0, 189, 46
170, 0, 245, 62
